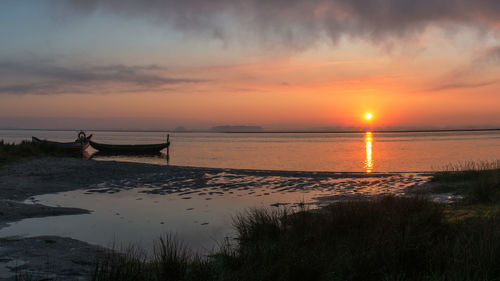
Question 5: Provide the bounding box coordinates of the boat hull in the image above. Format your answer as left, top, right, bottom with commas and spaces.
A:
89, 140, 169, 154
32, 135, 92, 152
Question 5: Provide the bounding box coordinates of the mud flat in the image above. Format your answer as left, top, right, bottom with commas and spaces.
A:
0, 200, 89, 229
0, 157, 172, 280
0, 157, 434, 280
0, 236, 107, 281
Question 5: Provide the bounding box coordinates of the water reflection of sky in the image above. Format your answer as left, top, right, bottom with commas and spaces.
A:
0, 170, 430, 254
92, 131, 377, 173
2, 130, 500, 172
364, 132, 374, 173
1, 130, 499, 256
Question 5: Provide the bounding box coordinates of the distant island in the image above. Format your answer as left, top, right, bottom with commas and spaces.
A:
210, 125, 263, 132
174, 126, 187, 132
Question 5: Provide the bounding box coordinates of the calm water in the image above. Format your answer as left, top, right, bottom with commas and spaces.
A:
0, 171, 428, 254
1, 129, 500, 172
0, 129, 498, 253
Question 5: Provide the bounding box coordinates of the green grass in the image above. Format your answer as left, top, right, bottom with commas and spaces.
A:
90, 196, 500, 281
0, 139, 75, 167
443, 204, 500, 223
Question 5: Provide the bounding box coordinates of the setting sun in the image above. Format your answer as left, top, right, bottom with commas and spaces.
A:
3, 1, 500, 278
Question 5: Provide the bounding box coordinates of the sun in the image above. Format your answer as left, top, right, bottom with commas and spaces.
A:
365, 113, 373, 120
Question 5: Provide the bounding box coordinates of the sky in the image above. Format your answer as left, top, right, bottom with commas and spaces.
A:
0, 0, 499, 131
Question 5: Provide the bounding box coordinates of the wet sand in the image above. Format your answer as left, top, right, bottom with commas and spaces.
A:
0, 200, 89, 230
0, 236, 108, 281
0, 157, 434, 280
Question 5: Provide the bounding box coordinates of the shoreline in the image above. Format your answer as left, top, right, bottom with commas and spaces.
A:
0, 157, 435, 280
0, 157, 433, 203
0, 157, 436, 233
91, 157, 437, 175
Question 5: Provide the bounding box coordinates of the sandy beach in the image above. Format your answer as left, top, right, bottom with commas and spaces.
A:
0, 157, 434, 280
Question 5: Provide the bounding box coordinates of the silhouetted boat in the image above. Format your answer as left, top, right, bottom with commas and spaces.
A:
89, 136, 170, 154
32, 132, 93, 153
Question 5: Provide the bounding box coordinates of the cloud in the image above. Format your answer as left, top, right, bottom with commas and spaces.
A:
0, 61, 205, 95
56, 0, 500, 49
430, 79, 498, 91
484, 44, 500, 62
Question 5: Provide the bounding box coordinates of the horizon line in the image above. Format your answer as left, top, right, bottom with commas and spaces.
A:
1, 128, 500, 134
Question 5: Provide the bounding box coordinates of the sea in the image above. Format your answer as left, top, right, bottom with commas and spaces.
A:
2, 129, 500, 172
1, 129, 500, 254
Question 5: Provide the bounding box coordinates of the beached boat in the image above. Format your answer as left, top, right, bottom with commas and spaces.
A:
89, 136, 170, 154
32, 132, 93, 152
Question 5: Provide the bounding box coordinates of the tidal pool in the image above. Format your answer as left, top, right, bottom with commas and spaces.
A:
0, 172, 430, 254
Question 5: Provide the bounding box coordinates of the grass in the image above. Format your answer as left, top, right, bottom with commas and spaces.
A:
430, 160, 500, 204
228, 197, 445, 281
91, 235, 215, 281
432, 160, 500, 185
443, 204, 500, 222
91, 246, 151, 281
90, 196, 500, 281
9, 159, 494, 280
0, 139, 75, 166
88, 160, 500, 280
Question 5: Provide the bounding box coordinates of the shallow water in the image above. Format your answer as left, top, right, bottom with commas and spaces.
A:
1, 129, 497, 253
0, 170, 429, 254
1, 129, 500, 172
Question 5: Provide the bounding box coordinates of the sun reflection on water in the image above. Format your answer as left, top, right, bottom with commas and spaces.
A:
364, 132, 374, 173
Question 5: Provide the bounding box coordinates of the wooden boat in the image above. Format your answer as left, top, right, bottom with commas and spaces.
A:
89, 135, 170, 155
32, 132, 93, 153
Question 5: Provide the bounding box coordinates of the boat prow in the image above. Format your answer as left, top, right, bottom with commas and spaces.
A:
32, 133, 93, 153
